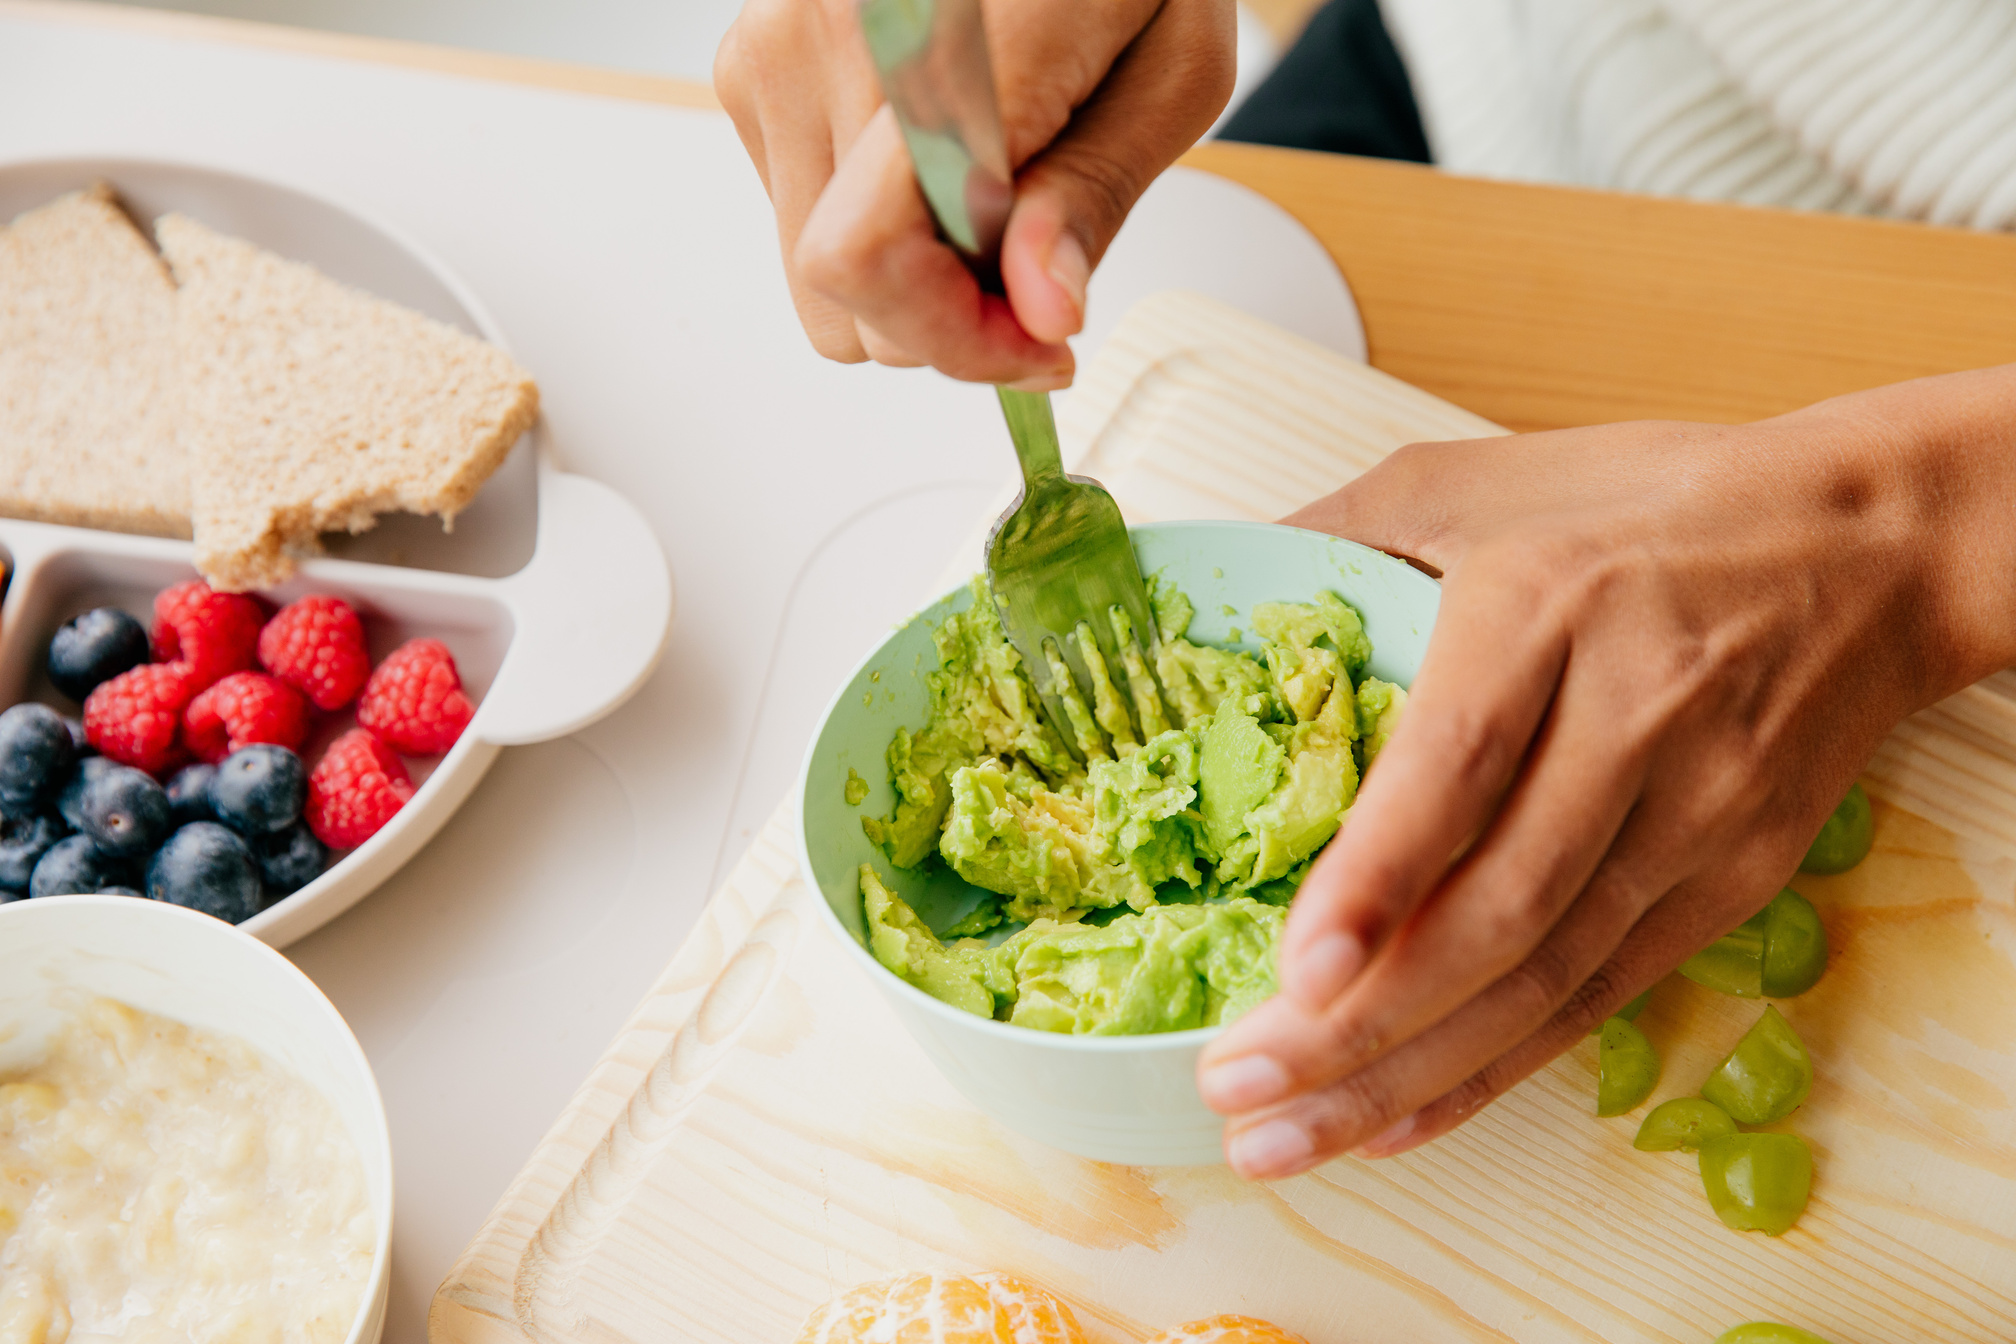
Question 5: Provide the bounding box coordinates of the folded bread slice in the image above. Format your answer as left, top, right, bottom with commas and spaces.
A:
158, 213, 539, 591
0, 184, 189, 537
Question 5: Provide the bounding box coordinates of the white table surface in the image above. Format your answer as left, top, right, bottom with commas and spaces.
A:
0, 12, 1362, 1342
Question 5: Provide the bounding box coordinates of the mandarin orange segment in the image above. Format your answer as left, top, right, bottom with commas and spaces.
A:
1143, 1316, 1311, 1344
971, 1272, 1088, 1344
796, 1272, 1020, 1344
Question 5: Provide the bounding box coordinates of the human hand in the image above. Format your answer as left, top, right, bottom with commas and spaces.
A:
1197, 366, 2016, 1178
713, 0, 1234, 388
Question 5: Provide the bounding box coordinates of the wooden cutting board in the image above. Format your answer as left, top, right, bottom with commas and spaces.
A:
431, 292, 2016, 1344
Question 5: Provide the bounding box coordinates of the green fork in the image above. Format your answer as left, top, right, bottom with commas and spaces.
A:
860, 0, 1163, 754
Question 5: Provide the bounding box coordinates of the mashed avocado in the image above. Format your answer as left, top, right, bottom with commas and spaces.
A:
858, 575, 1404, 1035
863, 864, 1285, 1034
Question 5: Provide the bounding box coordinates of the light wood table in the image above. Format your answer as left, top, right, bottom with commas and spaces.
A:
1182, 141, 2016, 430
18, 0, 2016, 436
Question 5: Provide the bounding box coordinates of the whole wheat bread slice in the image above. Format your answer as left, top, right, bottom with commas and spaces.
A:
159, 213, 539, 591
0, 184, 190, 537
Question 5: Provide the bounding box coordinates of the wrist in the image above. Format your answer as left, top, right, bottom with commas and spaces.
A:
1775, 364, 2016, 699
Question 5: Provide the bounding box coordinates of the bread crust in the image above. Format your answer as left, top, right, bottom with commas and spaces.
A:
159, 213, 539, 591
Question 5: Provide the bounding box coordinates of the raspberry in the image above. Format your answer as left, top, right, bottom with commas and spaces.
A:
84, 663, 197, 775
182, 671, 310, 764
356, 638, 474, 755
306, 729, 413, 849
258, 595, 371, 711
151, 581, 263, 691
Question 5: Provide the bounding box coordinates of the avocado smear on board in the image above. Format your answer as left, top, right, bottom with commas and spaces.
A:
858, 576, 1405, 1036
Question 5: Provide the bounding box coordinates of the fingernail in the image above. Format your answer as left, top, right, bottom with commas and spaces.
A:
1199, 1054, 1290, 1112
1354, 1115, 1417, 1159
1282, 931, 1365, 1009
1227, 1118, 1315, 1179
1006, 370, 1071, 393
1046, 231, 1089, 327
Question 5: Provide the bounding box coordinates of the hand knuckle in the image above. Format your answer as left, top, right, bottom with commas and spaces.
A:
792, 228, 851, 296
1038, 143, 1142, 237
1301, 1070, 1403, 1147
1314, 1005, 1388, 1074
1501, 938, 1579, 1018
1559, 964, 1628, 1032
797, 302, 868, 364
1487, 856, 1581, 944
1437, 1068, 1503, 1124
1422, 701, 1510, 793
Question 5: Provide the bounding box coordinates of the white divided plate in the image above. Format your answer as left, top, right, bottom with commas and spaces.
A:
0, 158, 673, 947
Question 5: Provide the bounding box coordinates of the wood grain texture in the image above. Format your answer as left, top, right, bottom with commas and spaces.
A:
1180, 143, 2016, 432
0, 0, 721, 108
434, 293, 2015, 1344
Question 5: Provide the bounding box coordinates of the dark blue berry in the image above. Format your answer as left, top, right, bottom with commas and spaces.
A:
209, 745, 305, 836
61, 716, 93, 757
57, 759, 170, 857
47, 607, 149, 702
146, 822, 261, 923
166, 764, 219, 826
0, 704, 76, 817
31, 834, 134, 897
57, 757, 114, 830
0, 812, 68, 891
96, 885, 144, 897
250, 821, 328, 896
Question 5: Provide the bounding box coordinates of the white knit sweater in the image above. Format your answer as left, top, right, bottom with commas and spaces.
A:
1378, 0, 2016, 230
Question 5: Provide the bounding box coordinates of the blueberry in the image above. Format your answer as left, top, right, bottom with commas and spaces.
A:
57, 759, 170, 857
47, 607, 149, 702
30, 834, 134, 897
146, 822, 261, 923
57, 757, 115, 830
0, 812, 68, 891
250, 821, 328, 896
61, 716, 92, 757
0, 704, 76, 816
166, 764, 219, 826
97, 885, 144, 897
210, 746, 305, 836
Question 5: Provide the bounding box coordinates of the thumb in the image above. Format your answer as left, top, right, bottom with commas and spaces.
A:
1282, 440, 1505, 578
1000, 188, 1095, 348
998, 0, 1236, 344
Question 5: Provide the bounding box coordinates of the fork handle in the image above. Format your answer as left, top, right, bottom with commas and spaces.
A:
997, 387, 1064, 488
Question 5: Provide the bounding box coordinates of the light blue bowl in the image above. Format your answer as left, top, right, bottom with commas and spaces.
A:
797, 520, 1440, 1164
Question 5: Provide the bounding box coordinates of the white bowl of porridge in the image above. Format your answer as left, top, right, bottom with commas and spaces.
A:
0, 896, 391, 1344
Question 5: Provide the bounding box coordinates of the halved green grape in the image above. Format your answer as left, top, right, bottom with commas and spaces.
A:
1632, 1097, 1737, 1152
1698, 1132, 1813, 1235
1701, 1005, 1813, 1124
1588, 986, 1653, 1036
1715, 1325, 1836, 1344
1680, 907, 1767, 997
1800, 781, 1873, 875
1682, 890, 1828, 1000
1597, 1016, 1660, 1116
1761, 888, 1828, 998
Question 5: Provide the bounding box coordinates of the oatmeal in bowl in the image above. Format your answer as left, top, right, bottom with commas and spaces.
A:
0, 896, 391, 1344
